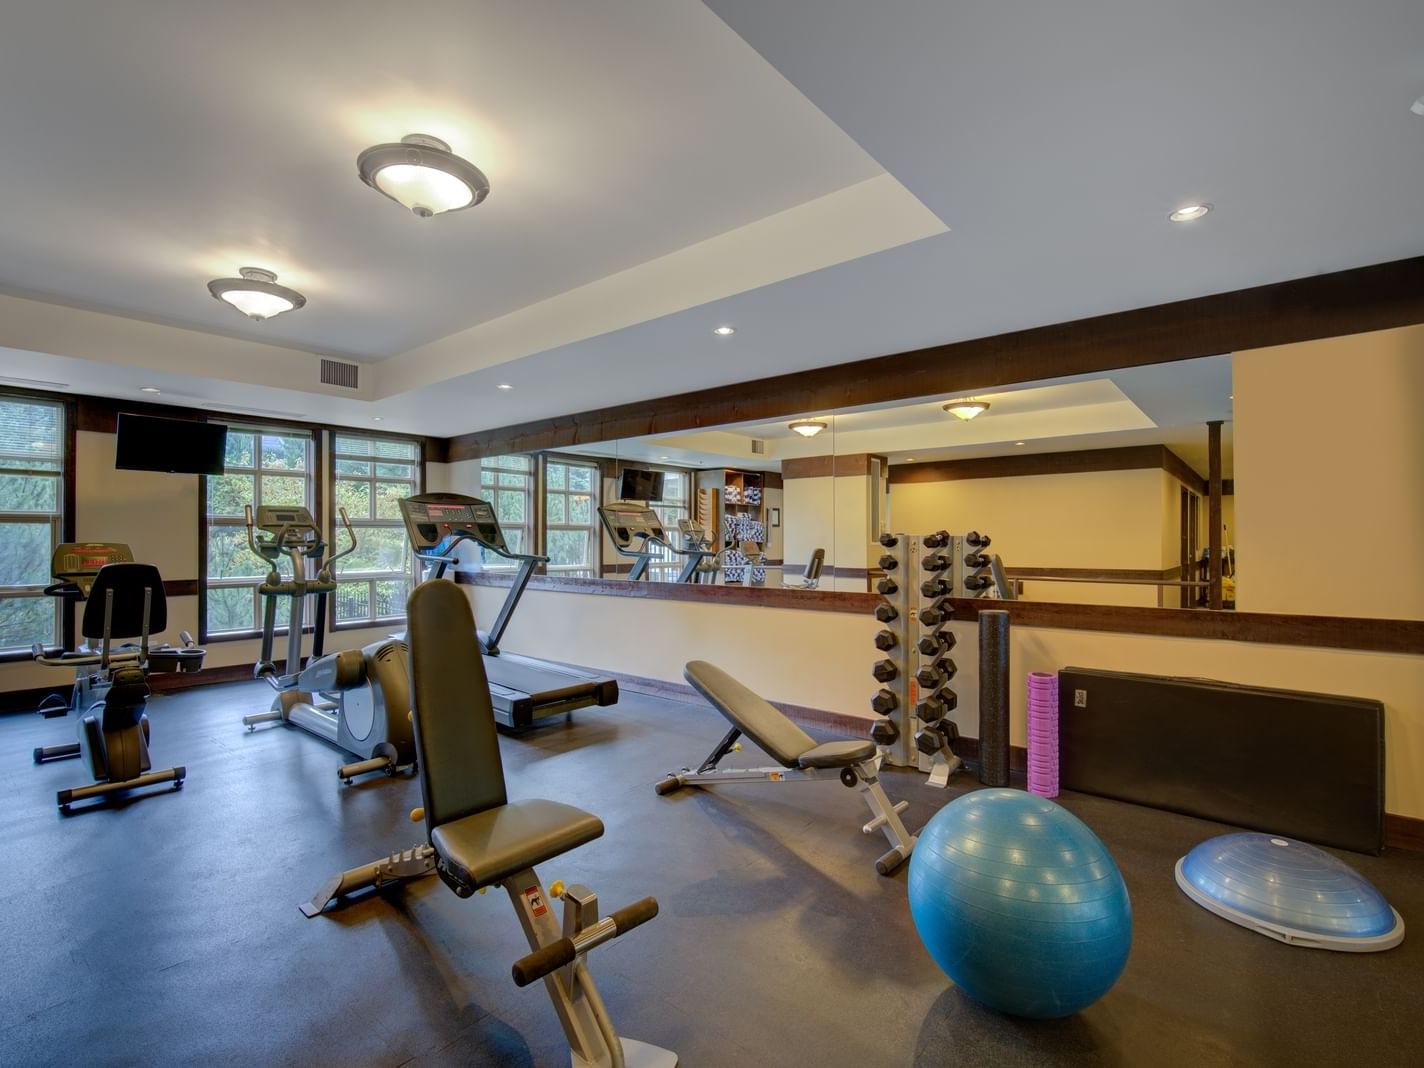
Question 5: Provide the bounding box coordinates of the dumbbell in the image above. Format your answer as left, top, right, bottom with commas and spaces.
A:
964, 574, 991, 591
878, 533, 899, 548
878, 554, 899, 571
966, 531, 991, 548
920, 577, 949, 598
914, 726, 944, 755
917, 632, 948, 656
922, 531, 949, 549
872, 659, 898, 683
874, 602, 898, 623
935, 689, 959, 715
915, 658, 957, 689
964, 552, 992, 569
876, 577, 898, 596
871, 688, 898, 715
935, 717, 961, 747
874, 629, 897, 651
870, 718, 899, 746
921, 553, 949, 572
915, 694, 950, 722
919, 603, 952, 626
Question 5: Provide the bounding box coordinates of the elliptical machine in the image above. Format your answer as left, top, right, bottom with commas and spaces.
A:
240, 504, 416, 784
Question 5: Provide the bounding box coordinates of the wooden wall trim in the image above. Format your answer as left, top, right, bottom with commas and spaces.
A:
457, 571, 881, 614
1004, 566, 1178, 582
890, 444, 1178, 485
445, 257, 1424, 460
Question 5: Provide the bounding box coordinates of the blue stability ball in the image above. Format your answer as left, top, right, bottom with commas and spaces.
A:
908, 789, 1133, 1019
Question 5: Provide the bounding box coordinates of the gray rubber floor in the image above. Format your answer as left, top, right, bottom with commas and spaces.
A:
3, 681, 1422, 1067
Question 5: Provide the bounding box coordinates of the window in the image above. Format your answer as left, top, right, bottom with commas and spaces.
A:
648, 470, 691, 573
204, 428, 314, 638
0, 396, 65, 653
331, 435, 421, 626
544, 457, 599, 577
479, 455, 534, 565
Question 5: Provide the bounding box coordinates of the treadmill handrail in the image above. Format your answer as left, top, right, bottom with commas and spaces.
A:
416, 530, 543, 655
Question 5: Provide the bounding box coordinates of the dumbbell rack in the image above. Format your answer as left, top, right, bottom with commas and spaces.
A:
869, 530, 996, 788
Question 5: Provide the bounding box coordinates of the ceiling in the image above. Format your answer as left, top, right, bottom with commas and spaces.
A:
0, 1, 1421, 437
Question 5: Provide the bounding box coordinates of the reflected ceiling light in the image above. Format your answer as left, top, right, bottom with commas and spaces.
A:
942, 399, 990, 420
207, 267, 306, 321
140, 386, 162, 394
905, 457, 916, 462
1411, 95, 1424, 117
497, 383, 513, 391
789, 419, 828, 437
1015, 441, 1026, 446
357, 134, 490, 218
1169, 203, 1212, 223
713, 325, 736, 336
372, 416, 383, 422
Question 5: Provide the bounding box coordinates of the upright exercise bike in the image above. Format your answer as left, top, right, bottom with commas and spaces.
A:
240, 504, 416, 784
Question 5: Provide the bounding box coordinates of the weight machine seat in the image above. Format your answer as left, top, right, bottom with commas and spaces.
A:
683, 660, 876, 770
406, 580, 605, 889
433, 800, 604, 892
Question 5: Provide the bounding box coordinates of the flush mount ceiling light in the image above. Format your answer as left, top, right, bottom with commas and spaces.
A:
357, 134, 490, 218
1411, 95, 1424, 117
1169, 203, 1212, 223
713, 325, 736, 336
496, 383, 513, 391
942, 399, 990, 420
207, 267, 306, 321
788, 419, 828, 438
140, 386, 162, 394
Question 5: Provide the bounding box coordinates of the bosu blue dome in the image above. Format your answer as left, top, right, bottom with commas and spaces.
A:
1176, 832, 1405, 952
908, 789, 1133, 1019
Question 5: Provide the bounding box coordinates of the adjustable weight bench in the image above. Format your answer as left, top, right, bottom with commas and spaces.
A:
657, 661, 917, 875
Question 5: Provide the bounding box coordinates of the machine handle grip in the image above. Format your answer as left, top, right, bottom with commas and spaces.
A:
510, 897, 659, 988
326, 507, 358, 568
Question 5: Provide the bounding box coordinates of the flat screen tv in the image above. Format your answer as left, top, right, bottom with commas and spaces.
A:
619, 467, 665, 502
115, 413, 228, 475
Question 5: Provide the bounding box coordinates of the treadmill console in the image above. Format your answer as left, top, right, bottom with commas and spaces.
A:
597, 503, 667, 550
400, 492, 510, 555
48, 542, 135, 598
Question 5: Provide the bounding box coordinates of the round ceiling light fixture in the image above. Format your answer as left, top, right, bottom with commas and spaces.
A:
357, 134, 490, 218
788, 419, 828, 438
140, 386, 162, 394
942, 399, 990, 420
207, 267, 306, 321
1169, 203, 1212, 223
713, 325, 736, 336
496, 383, 514, 391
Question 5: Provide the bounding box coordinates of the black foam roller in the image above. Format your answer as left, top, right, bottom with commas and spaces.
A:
978, 609, 1011, 786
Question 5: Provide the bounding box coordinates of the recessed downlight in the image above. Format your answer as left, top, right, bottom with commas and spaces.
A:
357, 134, 490, 218
207, 267, 306, 321
373, 416, 383, 422
1169, 203, 1212, 223
1015, 441, 1026, 446
713, 325, 736, 336
497, 383, 513, 391
140, 386, 162, 394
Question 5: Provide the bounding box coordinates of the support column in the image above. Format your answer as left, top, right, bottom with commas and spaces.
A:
1207, 420, 1223, 610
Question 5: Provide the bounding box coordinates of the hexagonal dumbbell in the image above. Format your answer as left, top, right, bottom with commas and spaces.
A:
936, 657, 959, 681
919, 602, 952, 626
966, 531, 991, 548
922, 531, 949, 549
872, 659, 898, 683
874, 629, 897, 651
915, 657, 958, 690
876, 577, 899, 596
878, 533, 899, 548
936, 688, 959, 714
878, 554, 899, 571
915, 694, 949, 722
914, 726, 944, 755
917, 631, 949, 656
874, 602, 899, 624
964, 574, 991, 591
919, 578, 949, 598
871, 688, 898, 715
869, 718, 899, 746
964, 552, 992, 569
935, 717, 961, 748
921, 553, 949, 573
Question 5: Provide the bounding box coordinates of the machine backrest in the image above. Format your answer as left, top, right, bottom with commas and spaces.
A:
406, 580, 508, 831
684, 660, 815, 769
802, 548, 825, 585
81, 563, 167, 640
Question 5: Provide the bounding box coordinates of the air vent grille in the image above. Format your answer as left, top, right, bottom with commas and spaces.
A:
751, 439, 766, 455
320, 359, 360, 389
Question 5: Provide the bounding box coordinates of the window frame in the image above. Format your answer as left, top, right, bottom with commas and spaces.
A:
646, 468, 692, 575
199, 426, 321, 644
478, 454, 536, 569
540, 453, 602, 579
0, 392, 74, 661
328, 432, 424, 631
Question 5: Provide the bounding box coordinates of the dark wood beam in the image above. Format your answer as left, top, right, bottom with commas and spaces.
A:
1208, 420, 1224, 610
889, 444, 1169, 485
446, 256, 1424, 460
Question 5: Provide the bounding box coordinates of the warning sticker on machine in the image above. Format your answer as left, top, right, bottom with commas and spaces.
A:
523, 886, 548, 917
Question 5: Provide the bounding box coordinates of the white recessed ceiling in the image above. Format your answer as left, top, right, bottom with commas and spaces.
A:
0, 1, 1420, 438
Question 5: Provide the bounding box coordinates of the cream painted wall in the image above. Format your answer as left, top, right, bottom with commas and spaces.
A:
1235, 326, 1424, 618
469, 584, 1424, 819
890, 468, 1167, 606
782, 475, 835, 578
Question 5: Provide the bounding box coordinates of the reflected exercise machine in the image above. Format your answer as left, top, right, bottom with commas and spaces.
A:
598, 502, 715, 582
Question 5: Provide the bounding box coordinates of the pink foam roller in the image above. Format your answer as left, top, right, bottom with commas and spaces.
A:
1026, 672, 1059, 798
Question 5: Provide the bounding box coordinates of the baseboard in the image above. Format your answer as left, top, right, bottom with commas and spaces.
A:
1384, 813, 1424, 852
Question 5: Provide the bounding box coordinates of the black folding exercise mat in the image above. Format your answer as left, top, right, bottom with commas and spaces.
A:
1057, 668, 1385, 854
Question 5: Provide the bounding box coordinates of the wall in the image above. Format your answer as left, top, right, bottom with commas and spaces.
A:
1234, 325, 1424, 618
468, 583, 1424, 820
890, 468, 1170, 606
1, 429, 408, 693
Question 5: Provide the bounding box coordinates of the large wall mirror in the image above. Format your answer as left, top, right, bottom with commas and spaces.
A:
464, 321, 1424, 621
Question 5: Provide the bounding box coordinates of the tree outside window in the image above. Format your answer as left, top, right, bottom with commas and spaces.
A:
331, 435, 421, 625
0, 396, 64, 652
544, 458, 599, 577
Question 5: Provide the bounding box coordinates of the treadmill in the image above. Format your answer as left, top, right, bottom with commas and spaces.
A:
598, 502, 716, 582
398, 493, 618, 729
